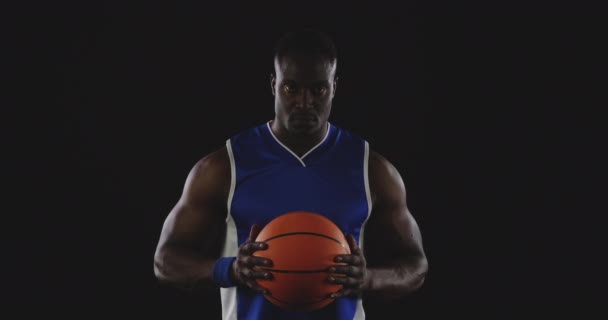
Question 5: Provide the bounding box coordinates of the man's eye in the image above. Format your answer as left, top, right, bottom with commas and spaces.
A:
284, 85, 294, 93
315, 87, 327, 94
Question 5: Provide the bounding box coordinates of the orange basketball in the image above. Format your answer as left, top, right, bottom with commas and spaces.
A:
252, 211, 350, 312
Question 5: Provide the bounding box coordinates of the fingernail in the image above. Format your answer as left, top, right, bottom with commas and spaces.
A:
328, 277, 335, 281
335, 257, 342, 262
264, 273, 270, 278
330, 294, 336, 298
329, 267, 336, 273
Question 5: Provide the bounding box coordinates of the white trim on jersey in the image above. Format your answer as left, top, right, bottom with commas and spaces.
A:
364, 141, 373, 223
220, 139, 239, 320
266, 120, 330, 167
354, 140, 372, 320
359, 140, 373, 254
226, 139, 237, 223
300, 121, 331, 160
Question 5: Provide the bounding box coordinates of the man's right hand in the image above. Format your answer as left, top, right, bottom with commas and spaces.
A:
231, 224, 274, 294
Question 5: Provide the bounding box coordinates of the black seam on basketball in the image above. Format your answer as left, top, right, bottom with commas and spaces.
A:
262, 232, 347, 250
257, 267, 329, 273
265, 293, 331, 306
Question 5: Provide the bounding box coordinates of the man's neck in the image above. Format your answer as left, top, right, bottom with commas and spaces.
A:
270, 120, 328, 157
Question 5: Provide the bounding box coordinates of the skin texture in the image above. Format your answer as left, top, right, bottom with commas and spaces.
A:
154, 53, 428, 300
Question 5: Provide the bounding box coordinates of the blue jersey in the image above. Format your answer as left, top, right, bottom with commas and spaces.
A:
219, 121, 371, 320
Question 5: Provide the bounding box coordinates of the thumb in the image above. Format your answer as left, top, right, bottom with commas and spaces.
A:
346, 233, 359, 254
249, 224, 261, 242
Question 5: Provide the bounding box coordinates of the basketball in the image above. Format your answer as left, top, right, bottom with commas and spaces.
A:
252, 211, 350, 312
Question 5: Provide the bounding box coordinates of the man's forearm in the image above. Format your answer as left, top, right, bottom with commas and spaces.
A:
154, 246, 218, 290
363, 258, 428, 298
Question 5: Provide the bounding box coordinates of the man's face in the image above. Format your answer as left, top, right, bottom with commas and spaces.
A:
271, 53, 337, 136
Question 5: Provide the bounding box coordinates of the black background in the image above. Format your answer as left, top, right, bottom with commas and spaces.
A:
5, 2, 605, 319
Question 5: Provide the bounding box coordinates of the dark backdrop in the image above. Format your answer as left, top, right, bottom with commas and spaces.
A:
5, 2, 604, 319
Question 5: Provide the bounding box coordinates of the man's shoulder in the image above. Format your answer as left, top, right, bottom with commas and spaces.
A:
192, 146, 231, 178
367, 148, 405, 197
368, 149, 394, 172
177, 145, 231, 203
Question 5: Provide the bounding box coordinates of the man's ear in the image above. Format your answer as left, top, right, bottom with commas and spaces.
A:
270, 73, 276, 96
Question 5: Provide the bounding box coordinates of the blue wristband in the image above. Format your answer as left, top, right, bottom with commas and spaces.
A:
213, 256, 237, 288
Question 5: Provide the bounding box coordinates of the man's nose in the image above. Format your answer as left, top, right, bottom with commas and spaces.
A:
295, 88, 314, 109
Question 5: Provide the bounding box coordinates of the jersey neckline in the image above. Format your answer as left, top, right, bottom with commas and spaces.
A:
265, 120, 331, 167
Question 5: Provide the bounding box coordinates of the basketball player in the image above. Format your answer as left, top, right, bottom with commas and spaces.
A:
154, 29, 428, 319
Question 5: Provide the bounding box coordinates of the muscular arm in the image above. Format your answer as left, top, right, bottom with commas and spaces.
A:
362, 150, 428, 299
153, 147, 231, 290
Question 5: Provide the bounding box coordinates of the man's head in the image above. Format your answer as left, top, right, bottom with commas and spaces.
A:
271, 29, 338, 137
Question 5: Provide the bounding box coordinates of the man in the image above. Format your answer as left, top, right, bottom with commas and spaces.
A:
154, 29, 428, 319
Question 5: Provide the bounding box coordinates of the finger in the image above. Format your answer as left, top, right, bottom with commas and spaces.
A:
246, 279, 269, 295
346, 233, 361, 255
328, 265, 361, 277
330, 288, 355, 299
249, 224, 262, 242
240, 268, 273, 280
327, 276, 359, 287
334, 254, 363, 266
239, 255, 273, 267
239, 268, 272, 280
240, 241, 268, 255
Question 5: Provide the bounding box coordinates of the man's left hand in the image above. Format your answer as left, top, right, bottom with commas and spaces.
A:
327, 233, 368, 298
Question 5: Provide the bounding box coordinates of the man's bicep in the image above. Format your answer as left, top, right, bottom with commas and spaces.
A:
157, 149, 230, 254
364, 202, 424, 265
159, 201, 223, 251
363, 151, 425, 264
